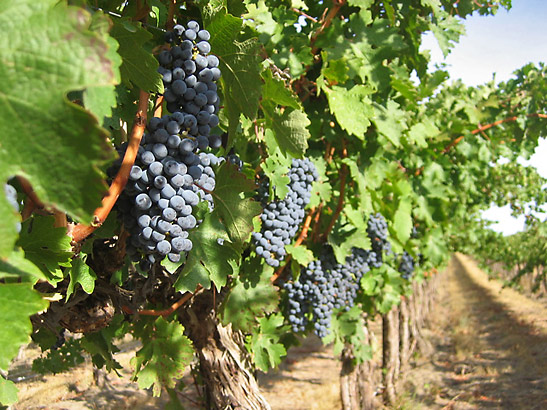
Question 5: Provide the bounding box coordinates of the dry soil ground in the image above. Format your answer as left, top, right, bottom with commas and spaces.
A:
397, 254, 547, 409
7, 254, 547, 409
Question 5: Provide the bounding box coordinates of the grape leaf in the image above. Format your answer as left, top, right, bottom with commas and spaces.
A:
246, 314, 288, 371
110, 20, 163, 93
83, 11, 122, 122
0, 283, 48, 381
393, 197, 412, 243
322, 84, 374, 139
174, 213, 238, 292
132, 317, 193, 397
308, 178, 332, 208
261, 69, 301, 110
329, 227, 370, 265
211, 163, 262, 249
220, 277, 278, 332
66, 255, 97, 301
429, 11, 465, 57
407, 119, 439, 148
322, 307, 371, 362
262, 103, 310, 157
209, 9, 261, 143
17, 216, 73, 285
372, 100, 408, 147
285, 244, 314, 267
0, 376, 18, 406
262, 134, 292, 200
0, 0, 119, 257
0, 249, 46, 284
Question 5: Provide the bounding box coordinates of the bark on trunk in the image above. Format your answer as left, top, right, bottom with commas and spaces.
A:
179, 291, 271, 410
409, 282, 431, 355
360, 326, 377, 410
382, 306, 400, 405
399, 296, 411, 375
340, 346, 360, 410
340, 326, 377, 410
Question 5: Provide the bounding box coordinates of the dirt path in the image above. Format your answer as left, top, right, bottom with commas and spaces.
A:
399, 254, 547, 409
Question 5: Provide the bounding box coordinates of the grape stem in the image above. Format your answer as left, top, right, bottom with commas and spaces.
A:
442, 113, 547, 154
122, 285, 202, 316
321, 140, 348, 241
17, 177, 67, 226
166, 0, 176, 30
71, 90, 150, 243
310, 0, 347, 54
154, 95, 164, 118
291, 8, 318, 23
412, 112, 547, 177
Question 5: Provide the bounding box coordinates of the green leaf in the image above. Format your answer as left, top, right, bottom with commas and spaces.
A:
393, 197, 412, 243
211, 163, 263, 248
308, 178, 332, 208
321, 54, 350, 84
323, 84, 374, 139
0, 283, 48, 373
0, 248, 46, 283
262, 104, 310, 157
261, 68, 301, 110
174, 213, 238, 292
322, 307, 371, 362
110, 20, 163, 92
32, 338, 85, 375
83, 11, 122, 121
430, 12, 465, 57
329, 228, 370, 265
246, 314, 288, 371
17, 216, 73, 285
81, 316, 128, 372
285, 244, 314, 267
66, 255, 97, 301
209, 9, 261, 142
220, 277, 278, 331
343, 158, 370, 210
0, 0, 118, 256
132, 317, 193, 396
261, 137, 292, 200
372, 100, 407, 147
407, 119, 439, 148
0, 376, 18, 406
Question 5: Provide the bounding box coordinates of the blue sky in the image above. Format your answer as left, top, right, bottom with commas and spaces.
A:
421, 0, 547, 235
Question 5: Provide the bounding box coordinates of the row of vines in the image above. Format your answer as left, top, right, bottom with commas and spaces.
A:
1, 0, 546, 409
460, 219, 547, 295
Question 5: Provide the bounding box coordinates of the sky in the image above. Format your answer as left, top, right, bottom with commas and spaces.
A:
421, 0, 547, 235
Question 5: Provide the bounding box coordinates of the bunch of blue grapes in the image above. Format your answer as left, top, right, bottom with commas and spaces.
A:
398, 251, 415, 280
284, 247, 371, 338
158, 20, 221, 149
284, 213, 394, 337
114, 21, 222, 270
116, 115, 221, 270
4, 183, 21, 233
366, 212, 391, 267
253, 158, 318, 267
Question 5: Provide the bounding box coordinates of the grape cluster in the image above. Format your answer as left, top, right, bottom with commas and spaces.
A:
253, 158, 318, 267
4, 183, 21, 232
366, 212, 391, 267
398, 251, 415, 280
115, 21, 222, 270
284, 247, 371, 338
158, 21, 221, 142
284, 213, 393, 337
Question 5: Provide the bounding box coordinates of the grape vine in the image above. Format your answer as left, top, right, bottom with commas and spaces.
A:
0, 1, 545, 408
